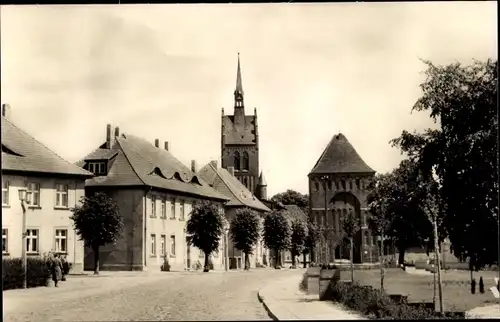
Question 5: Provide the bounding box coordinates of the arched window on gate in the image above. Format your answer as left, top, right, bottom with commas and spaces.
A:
233, 151, 241, 170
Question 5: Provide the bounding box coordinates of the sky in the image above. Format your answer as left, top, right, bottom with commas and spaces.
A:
1, 2, 497, 197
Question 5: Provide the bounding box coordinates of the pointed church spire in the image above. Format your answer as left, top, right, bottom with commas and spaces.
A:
235, 53, 244, 96
234, 53, 245, 111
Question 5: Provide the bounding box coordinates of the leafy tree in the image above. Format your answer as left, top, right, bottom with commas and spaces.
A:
303, 219, 319, 267
71, 192, 124, 275
392, 59, 498, 271
186, 201, 225, 272
367, 160, 434, 265
229, 208, 261, 270
341, 210, 360, 282
270, 190, 309, 213
290, 219, 308, 268
263, 210, 292, 269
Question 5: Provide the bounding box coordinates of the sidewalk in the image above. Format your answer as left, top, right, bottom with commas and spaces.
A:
257, 270, 365, 320
466, 304, 500, 319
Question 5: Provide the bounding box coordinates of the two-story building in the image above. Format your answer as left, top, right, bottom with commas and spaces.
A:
1, 104, 93, 273
197, 161, 271, 269
77, 124, 230, 271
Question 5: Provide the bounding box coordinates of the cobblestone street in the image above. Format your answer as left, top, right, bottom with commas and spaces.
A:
3, 269, 297, 321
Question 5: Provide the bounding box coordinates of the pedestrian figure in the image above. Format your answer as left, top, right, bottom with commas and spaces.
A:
61, 255, 68, 281
51, 253, 64, 287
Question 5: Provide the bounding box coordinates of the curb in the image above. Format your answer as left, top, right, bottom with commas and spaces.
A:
257, 290, 279, 321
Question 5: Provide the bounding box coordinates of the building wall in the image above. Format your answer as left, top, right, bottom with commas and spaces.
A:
84, 187, 225, 272
309, 174, 376, 264
84, 188, 145, 271
2, 174, 85, 273
221, 145, 260, 195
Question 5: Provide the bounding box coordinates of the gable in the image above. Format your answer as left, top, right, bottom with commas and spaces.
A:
309, 133, 375, 175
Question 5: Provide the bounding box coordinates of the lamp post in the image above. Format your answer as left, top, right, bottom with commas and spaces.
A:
222, 217, 229, 272
18, 188, 30, 289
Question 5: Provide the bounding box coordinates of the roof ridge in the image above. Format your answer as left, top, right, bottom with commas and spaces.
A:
115, 137, 147, 186
310, 134, 336, 173
2, 116, 91, 175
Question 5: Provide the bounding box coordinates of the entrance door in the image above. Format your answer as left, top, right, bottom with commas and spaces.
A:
186, 237, 191, 270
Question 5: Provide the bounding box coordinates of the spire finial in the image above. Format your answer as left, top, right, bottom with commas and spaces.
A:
235, 53, 243, 95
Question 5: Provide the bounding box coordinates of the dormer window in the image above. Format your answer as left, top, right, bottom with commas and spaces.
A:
88, 161, 106, 175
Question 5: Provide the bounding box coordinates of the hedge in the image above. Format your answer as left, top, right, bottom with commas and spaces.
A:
3, 257, 52, 290
331, 281, 463, 320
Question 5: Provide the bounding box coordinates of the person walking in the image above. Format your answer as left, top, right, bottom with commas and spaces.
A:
61, 255, 68, 281
51, 253, 63, 287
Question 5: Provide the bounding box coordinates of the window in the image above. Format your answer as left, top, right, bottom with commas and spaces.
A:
151, 195, 156, 217
242, 151, 249, 170
2, 180, 9, 206
170, 235, 176, 256
233, 151, 240, 170
26, 183, 40, 207
2, 229, 8, 253
328, 180, 332, 190
55, 229, 67, 253
341, 180, 346, 190
161, 199, 166, 219
356, 179, 360, 189
55, 184, 69, 208
88, 162, 106, 175
315, 181, 319, 191
150, 234, 156, 256
285, 251, 291, 261
349, 180, 353, 190
160, 235, 166, 256
170, 199, 176, 219
26, 229, 39, 253
179, 200, 185, 220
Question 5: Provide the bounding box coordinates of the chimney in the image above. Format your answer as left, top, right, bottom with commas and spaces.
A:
210, 160, 218, 169
154, 139, 160, 148
191, 160, 197, 173
228, 166, 235, 176
114, 126, 120, 138
2, 104, 11, 119
164, 141, 169, 151
106, 124, 114, 149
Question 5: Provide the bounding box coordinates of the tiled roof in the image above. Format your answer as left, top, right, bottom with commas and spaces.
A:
1, 116, 93, 177
309, 133, 375, 175
197, 162, 271, 213
80, 133, 229, 202
222, 115, 256, 145
282, 205, 308, 223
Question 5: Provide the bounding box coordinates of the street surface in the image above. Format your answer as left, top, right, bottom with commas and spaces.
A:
3, 269, 296, 321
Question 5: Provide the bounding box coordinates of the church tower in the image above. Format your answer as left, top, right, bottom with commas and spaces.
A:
221, 54, 260, 196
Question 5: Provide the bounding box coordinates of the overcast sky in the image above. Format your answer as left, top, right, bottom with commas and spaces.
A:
1, 3, 497, 197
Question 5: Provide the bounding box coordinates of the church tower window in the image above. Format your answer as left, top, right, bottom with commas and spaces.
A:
242, 151, 249, 171
234, 151, 241, 170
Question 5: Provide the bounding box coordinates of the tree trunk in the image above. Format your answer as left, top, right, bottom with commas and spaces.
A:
244, 252, 250, 270
380, 235, 385, 291
349, 237, 354, 282
432, 217, 444, 315
311, 247, 315, 263
92, 245, 100, 275
398, 247, 406, 266
303, 252, 307, 268
275, 249, 280, 269
291, 249, 296, 268
203, 252, 210, 272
